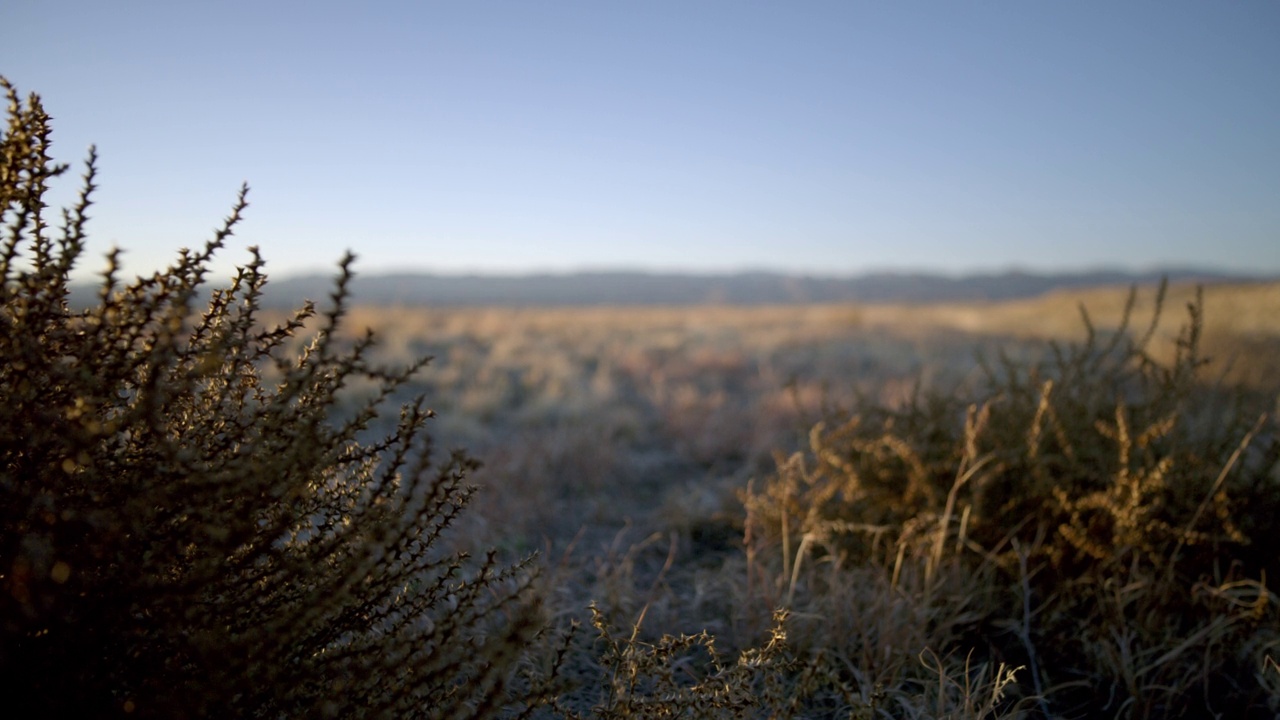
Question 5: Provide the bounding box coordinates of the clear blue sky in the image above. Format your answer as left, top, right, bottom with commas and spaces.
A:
4, 1, 1279, 280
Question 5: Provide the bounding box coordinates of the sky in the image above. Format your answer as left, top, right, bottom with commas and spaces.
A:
3, 1, 1279, 281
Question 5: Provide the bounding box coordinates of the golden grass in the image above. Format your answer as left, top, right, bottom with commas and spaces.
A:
859, 281, 1280, 391
309, 283, 1278, 716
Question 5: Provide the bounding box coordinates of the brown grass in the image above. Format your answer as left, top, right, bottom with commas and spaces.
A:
259, 282, 1279, 716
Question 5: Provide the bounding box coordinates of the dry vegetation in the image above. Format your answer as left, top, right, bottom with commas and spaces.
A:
1, 78, 546, 719
293, 304, 993, 547
6, 77, 1280, 718
301, 283, 1280, 556
857, 283, 1280, 392
292, 281, 1280, 718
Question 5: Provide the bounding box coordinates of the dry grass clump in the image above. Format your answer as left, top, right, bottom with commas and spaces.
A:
0, 78, 545, 718
529, 605, 1024, 720
744, 282, 1280, 717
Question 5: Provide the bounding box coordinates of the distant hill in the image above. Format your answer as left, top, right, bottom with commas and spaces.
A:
68, 268, 1274, 309
257, 268, 1269, 307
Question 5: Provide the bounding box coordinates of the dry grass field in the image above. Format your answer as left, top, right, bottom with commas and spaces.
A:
294, 279, 1280, 548
859, 281, 1280, 391
274, 300, 1009, 553
262, 279, 1280, 715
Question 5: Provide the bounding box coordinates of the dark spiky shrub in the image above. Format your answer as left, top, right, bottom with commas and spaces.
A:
744, 281, 1280, 717
0, 77, 544, 719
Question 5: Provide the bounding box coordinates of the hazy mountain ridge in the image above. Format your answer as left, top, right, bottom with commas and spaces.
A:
261, 268, 1267, 307
68, 268, 1273, 309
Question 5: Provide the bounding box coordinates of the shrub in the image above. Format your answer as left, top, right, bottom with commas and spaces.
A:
744, 281, 1280, 717
0, 77, 544, 719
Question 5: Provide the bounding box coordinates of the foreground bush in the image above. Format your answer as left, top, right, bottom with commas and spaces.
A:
0, 77, 545, 718
744, 281, 1280, 717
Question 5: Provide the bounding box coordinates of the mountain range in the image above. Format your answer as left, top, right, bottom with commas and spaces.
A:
259, 268, 1271, 307
67, 268, 1275, 309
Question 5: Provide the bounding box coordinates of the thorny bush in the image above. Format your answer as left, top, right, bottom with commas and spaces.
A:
0, 77, 545, 719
